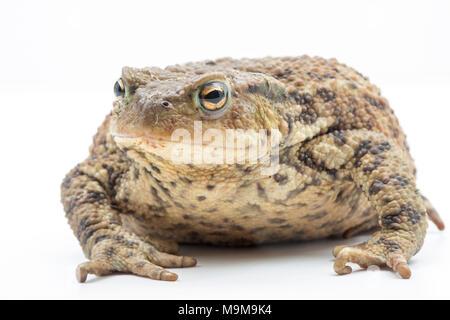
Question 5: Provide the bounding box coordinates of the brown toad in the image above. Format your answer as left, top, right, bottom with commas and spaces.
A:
61, 56, 444, 282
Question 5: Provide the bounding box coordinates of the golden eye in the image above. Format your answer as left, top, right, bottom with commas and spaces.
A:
114, 77, 126, 98
198, 81, 229, 112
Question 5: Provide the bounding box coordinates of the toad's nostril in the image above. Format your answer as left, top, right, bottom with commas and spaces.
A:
161, 101, 172, 108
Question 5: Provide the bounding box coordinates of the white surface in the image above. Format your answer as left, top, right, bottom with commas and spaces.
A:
1, 0, 450, 299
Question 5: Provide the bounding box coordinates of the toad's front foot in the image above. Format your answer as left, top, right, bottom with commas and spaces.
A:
333, 233, 412, 279
76, 235, 197, 283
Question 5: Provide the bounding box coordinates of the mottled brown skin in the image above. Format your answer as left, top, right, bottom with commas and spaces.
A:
61, 56, 444, 282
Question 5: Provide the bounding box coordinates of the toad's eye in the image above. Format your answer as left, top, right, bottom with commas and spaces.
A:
114, 77, 126, 98
197, 81, 229, 112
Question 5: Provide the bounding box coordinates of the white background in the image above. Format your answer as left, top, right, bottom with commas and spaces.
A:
1, 0, 449, 299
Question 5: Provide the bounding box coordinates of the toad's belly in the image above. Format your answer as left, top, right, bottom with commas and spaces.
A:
120, 179, 377, 246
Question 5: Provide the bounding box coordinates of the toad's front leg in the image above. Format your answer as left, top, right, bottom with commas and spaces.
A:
303, 129, 442, 278
61, 160, 196, 283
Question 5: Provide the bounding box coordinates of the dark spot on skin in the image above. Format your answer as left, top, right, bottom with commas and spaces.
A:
364, 94, 386, 110
273, 173, 289, 185
268, 218, 286, 224
206, 184, 215, 190
180, 177, 192, 184
235, 164, 253, 174
200, 221, 220, 228
306, 210, 328, 221
147, 204, 167, 214
274, 68, 293, 80
136, 262, 146, 269
67, 190, 107, 216
392, 128, 399, 138
382, 196, 392, 204
287, 91, 317, 124
353, 141, 390, 169
331, 130, 347, 146
173, 223, 190, 230
297, 106, 318, 124
403, 205, 423, 225
188, 231, 200, 240
293, 163, 304, 174
231, 224, 245, 231
223, 218, 229, 223
369, 178, 387, 195
286, 115, 294, 134
81, 229, 96, 245
298, 151, 316, 168
251, 226, 267, 232
209, 231, 227, 236
292, 202, 307, 208
335, 188, 351, 204
133, 167, 139, 179
389, 174, 410, 188
109, 217, 121, 225
354, 140, 373, 166
144, 167, 152, 177
170, 181, 177, 187
151, 186, 160, 200
317, 88, 336, 102
381, 204, 423, 228
145, 168, 171, 198
289, 91, 313, 105
286, 186, 307, 200
77, 217, 97, 239
279, 224, 292, 229
245, 203, 263, 213
93, 234, 125, 245
105, 247, 115, 258
343, 175, 353, 181
370, 142, 391, 155
256, 183, 268, 201
103, 165, 125, 198
375, 239, 401, 252
174, 201, 185, 209
349, 81, 357, 89
347, 190, 361, 218
93, 235, 109, 245
306, 71, 323, 81
197, 196, 206, 201
134, 150, 147, 161
151, 164, 161, 174
205, 60, 216, 66
206, 208, 218, 213
363, 158, 383, 174
326, 168, 338, 179
182, 215, 192, 220
63, 168, 83, 189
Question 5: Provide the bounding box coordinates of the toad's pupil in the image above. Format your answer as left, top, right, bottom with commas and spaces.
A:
114, 78, 125, 97
203, 89, 223, 103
